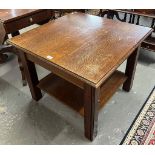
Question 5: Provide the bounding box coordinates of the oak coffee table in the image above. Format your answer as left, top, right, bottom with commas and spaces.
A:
8, 13, 152, 141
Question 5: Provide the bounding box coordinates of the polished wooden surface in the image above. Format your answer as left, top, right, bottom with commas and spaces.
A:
9, 13, 152, 87
0, 9, 41, 23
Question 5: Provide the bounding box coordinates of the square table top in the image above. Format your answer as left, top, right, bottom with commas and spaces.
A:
8, 13, 152, 87
0, 9, 40, 23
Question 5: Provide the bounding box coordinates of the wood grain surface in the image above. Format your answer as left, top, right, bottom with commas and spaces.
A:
8, 13, 152, 87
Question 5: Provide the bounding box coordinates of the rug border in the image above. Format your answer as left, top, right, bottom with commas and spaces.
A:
120, 86, 155, 145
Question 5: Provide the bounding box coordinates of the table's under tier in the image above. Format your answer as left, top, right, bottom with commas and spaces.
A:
37, 70, 127, 116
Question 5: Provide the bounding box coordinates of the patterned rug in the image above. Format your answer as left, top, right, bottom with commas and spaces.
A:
121, 86, 155, 145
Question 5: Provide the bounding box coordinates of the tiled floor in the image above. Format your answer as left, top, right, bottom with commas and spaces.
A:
0, 15, 155, 144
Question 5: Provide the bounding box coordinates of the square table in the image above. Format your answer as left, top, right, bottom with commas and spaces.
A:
8, 13, 152, 141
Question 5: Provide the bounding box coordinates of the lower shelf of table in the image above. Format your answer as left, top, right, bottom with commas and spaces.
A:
37, 70, 127, 116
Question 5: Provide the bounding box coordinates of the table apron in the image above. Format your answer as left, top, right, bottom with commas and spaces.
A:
26, 53, 85, 89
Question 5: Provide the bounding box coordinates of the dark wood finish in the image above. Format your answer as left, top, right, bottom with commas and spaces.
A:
129, 13, 133, 23
8, 13, 152, 141
0, 9, 53, 85
11, 31, 26, 86
123, 46, 140, 91
19, 51, 42, 101
84, 84, 100, 141
131, 14, 135, 24
0, 9, 40, 22
0, 9, 52, 44
0, 22, 6, 44
136, 15, 140, 25
17, 56, 27, 86
0, 21, 7, 63
0, 9, 52, 59
151, 18, 155, 29
4, 10, 52, 33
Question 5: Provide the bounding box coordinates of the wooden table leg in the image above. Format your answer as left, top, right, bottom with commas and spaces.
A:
17, 56, 27, 86
84, 84, 100, 141
0, 23, 8, 63
11, 31, 27, 86
123, 46, 140, 92
19, 51, 42, 101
